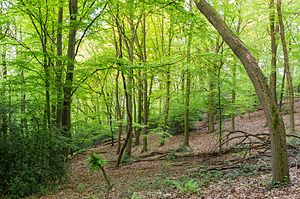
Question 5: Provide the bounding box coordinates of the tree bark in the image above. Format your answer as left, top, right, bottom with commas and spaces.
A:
161, 15, 173, 146
62, 0, 78, 157
269, 0, 277, 101
183, 3, 193, 147
116, 72, 133, 167
115, 71, 123, 154
277, 0, 294, 134
142, 73, 148, 152
56, 0, 64, 129
208, 67, 215, 133
194, 0, 290, 183
1, 45, 8, 134
142, 33, 148, 152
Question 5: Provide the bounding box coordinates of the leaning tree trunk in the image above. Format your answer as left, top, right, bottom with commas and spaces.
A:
277, 0, 294, 134
194, 0, 290, 183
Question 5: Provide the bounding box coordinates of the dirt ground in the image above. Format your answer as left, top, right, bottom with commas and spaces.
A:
33, 101, 300, 199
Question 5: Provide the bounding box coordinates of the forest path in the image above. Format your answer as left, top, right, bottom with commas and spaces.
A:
37, 100, 300, 199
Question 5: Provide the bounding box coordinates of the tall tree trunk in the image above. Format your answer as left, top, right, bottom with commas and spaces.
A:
195, 0, 290, 183
230, 62, 236, 131
116, 12, 135, 159
207, 66, 215, 133
217, 52, 224, 151
116, 72, 133, 167
113, 10, 123, 154
230, 9, 242, 132
134, 71, 142, 146
20, 68, 28, 131
279, 68, 286, 110
62, 0, 78, 157
142, 12, 148, 152
1, 45, 8, 134
161, 15, 173, 146
43, 49, 51, 128
277, 0, 294, 134
18, 30, 28, 131
116, 71, 123, 154
183, 1, 193, 148
56, 0, 64, 129
124, 26, 134, 157
142, 73, 148, 152
269, 0, 277, 100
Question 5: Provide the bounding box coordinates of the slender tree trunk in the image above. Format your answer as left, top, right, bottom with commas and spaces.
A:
116, 12, 135, 159
161, 16, 173, 146
116, 72, 133, 166
113, 10, 123, 154
208, 67, 215, 133
183, 2, 193, 148
230, 10, 242, 131
277, 0, 294, 133
195, 0, 290, 183
43, 50, 51, 128
230, 62, 236, 131
62, 0, 78, 157
135, 70, 143, 146
217, 56, 224, 151
115, 71, 123, 154
1, 45, 8, 134
141, 13, 148, 152
20, 69, 28, 131
124, 29, 134, 157
142, 73, 148, 152
103, 92, 114, 146
279, 68, 286, 110
56, 1, 63, 129
269, 0, 277, 100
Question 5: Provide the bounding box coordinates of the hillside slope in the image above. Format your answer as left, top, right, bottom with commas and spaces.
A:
36, 101, 300, 199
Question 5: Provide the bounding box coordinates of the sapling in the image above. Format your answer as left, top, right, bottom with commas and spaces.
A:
88, 153, 112, 199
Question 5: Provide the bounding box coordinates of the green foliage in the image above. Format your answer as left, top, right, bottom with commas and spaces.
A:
261, 174, 290, 189
122, 154, 135, 164
88, 153, 108, 172
172, 179, 199, 193
87, 153, 112, 199
287, 131, 300, 149
195, 170, 223, 187
168, 93, 204, 134
0, 125, 66, 198
75, 183, 87, 193
72, 121, 113, 152
165, 150, 177, 161
131, 192, 139, 199
240, 163, 260, 176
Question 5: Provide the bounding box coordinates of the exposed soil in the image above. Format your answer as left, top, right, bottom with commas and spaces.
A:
33, 101, 300, 199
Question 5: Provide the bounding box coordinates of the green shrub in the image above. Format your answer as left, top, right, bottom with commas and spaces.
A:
71, 120, 115, 153
0, 126, 66, 198
87, 153, 112, 199
172, 179, 199, 193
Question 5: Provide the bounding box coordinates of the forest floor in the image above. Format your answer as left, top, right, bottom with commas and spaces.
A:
32, 101, 300, 199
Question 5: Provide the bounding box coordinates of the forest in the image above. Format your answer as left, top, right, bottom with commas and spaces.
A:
1, 0, 300, 198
